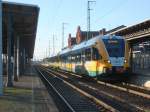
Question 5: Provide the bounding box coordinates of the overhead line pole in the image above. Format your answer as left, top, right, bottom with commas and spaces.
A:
49, 39, 50, 57
62, 22, 67, 49
87, 0, 96, 40
53, 34, 55, 56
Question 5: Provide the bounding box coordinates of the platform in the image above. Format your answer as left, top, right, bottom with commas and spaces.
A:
128, 73, 150, 88
0, 66, 59, 112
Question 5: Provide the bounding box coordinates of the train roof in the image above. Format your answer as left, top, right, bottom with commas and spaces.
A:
59, 47, 71, 55
71, 35, 100, 53
102, 35, 124, 39
59, 35, 101, 56
59, 35, 124, 56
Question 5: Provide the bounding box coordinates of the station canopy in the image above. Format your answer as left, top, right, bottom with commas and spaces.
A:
2, 2, 39, 58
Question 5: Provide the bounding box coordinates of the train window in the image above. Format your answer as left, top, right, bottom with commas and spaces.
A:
72, 55, 76, 62
74, 55, 77, 62
71, 55, 74, 62
62, 56, 67, 62
76, 55, 78, 62
79, 54, 81, 62
60, 56, 61, 61
69, 56, 72, 62
77, 53, 81, 62
67, 56, 69, 62
92, 48, 101, 60
81, 51, 85, 62
62, 56, 64, 62
85, 48, 91, 61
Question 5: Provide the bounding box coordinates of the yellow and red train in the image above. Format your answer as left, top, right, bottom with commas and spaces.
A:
47, 35, 130, 79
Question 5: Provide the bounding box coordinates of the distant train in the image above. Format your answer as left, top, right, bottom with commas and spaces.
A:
47, 35, 130, 79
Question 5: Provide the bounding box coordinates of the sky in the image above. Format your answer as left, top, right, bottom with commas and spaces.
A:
4, 0, 150, 60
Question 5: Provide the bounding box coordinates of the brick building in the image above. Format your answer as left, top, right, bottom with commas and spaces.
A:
67, 25, 125, 47
68, 33, 76, 48
76, 26, 106, 44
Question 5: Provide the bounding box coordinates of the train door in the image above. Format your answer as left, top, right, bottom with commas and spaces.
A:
74, 52, 82, 74
92, 47, 101, 76
71, 54, 76, 72
68, 55, 72, 72
84, 47, 98, 77
61, 55, 66, 70
64, 55, 67, 71
91, 47, 102, 77
81, 50, 86, 74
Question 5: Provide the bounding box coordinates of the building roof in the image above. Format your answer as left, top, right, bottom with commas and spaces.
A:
109, 19, 150, 36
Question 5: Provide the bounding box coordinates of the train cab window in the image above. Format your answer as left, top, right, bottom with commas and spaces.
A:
92, 48, 101, 60
85, 48, 91, 61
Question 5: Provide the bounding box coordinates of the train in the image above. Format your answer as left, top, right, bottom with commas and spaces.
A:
47, 34, 130, 80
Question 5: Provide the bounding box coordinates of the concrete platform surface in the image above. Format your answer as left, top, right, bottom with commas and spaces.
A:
0, 67, 59, 112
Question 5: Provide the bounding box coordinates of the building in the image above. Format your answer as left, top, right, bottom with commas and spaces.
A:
68, 33, 76, 48
76, 26, 100, 44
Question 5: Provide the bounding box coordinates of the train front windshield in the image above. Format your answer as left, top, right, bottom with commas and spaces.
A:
103, 39, 125, 57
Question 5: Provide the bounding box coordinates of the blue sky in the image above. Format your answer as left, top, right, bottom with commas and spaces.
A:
4, 0, 150, 59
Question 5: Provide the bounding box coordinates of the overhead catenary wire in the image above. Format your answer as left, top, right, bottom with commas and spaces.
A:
50, 0, 63, 56
94, 0, 129, 24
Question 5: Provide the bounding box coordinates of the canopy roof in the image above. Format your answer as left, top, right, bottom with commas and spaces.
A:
3, 1, 39, 58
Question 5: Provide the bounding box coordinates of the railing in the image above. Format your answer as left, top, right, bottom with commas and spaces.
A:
125, 27, 150, 39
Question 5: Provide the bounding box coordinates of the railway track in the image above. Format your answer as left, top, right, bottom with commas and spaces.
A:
42, 66, 150, 112
52, 66, 150, 97
35, 66, 114, 112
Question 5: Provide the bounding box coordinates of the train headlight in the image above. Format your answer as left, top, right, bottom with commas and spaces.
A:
124, 59, 127, 63
107, 60, 111, 63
